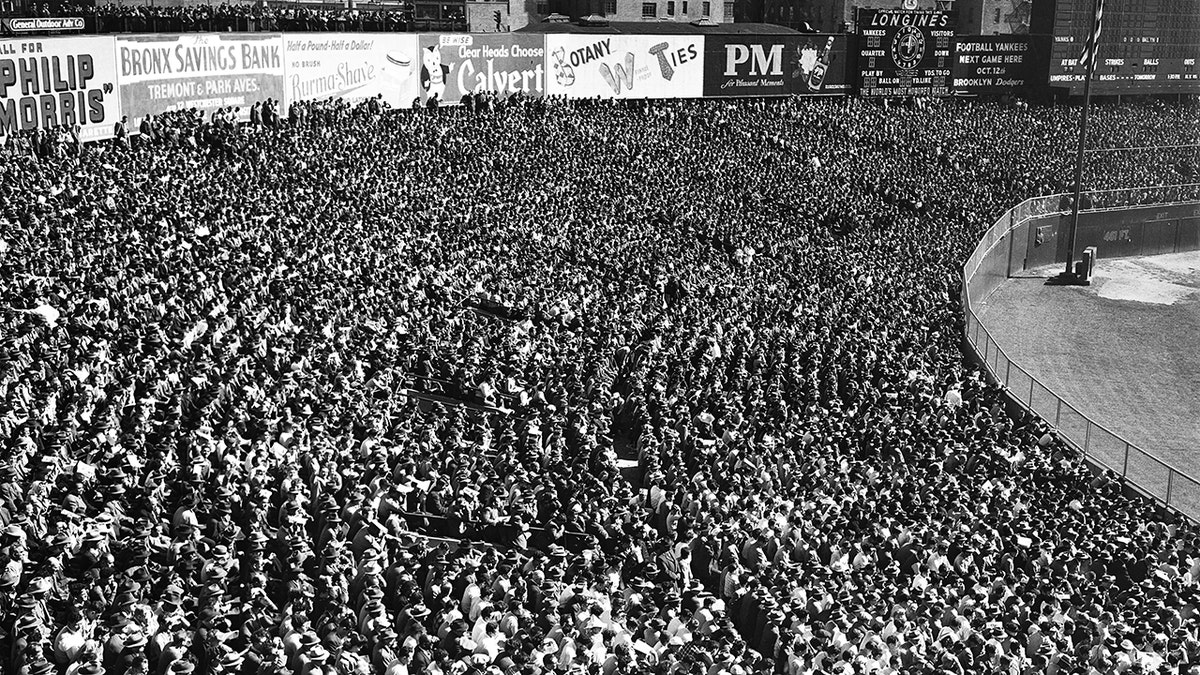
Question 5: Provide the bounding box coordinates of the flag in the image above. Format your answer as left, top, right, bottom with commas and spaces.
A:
1078, 0, 1105, 70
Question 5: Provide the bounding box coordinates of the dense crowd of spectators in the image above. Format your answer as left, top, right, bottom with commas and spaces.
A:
44, 3, 466, 35
0, 94, 1198, 675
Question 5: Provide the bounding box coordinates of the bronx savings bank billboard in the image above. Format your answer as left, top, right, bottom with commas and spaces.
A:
117, 33, 285, 121
416, 34, 545, 105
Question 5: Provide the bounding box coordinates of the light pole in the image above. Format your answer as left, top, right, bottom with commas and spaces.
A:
1062, 0, 1102, 282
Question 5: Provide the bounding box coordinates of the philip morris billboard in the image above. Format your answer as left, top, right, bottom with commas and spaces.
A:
417, 34, 545, 105
702, 34, 849, 97
546, 35, 703, 99
283, 34, 419, 109
117, 33, 285, 122
0, 36, 121, 141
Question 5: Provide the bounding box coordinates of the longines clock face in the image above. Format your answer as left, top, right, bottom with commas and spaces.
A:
1004, 0, 1032, 34
891, 25, 926, 70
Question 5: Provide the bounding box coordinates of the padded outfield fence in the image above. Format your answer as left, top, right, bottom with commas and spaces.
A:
962, 184, 1200, 521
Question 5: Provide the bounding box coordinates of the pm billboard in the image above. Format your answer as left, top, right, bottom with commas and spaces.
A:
416, 34, 545, 105
282, 34, 419, 109
117, 33, 285, 122
546, 35, 704, 99
702, 34, 849, 97
0, 36, 121, 141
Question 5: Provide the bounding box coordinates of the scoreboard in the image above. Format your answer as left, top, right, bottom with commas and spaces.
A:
857, 9, 957, 97
1044, 0, 1200, 93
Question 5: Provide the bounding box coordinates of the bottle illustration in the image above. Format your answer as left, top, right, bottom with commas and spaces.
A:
806, 36, 836, 92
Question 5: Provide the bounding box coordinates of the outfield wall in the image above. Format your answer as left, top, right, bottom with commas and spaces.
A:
962, 185, 1200, 520
0, 31, 853, 141
0, 29, 1071, 142
1019, 202, 1200, 272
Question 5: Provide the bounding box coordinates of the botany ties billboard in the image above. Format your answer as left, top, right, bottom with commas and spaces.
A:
546, 35, 704, 99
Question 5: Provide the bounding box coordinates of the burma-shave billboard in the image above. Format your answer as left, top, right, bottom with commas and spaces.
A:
117, 33, 285, 122
417, 34, 545, 105
0, 36, 121, 141
702, 34, 850, 97
283, 34, 419, 109
546, 35, 704, 99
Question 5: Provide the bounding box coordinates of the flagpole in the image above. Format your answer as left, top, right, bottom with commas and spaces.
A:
1065, 0, 1101, 278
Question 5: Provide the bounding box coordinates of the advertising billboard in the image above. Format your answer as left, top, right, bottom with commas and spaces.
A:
952, 35, 1047, 94
282, 34, 419, 109
416, 34, 545, 105
546, 35, 704, 99
702, 34, 850, 97
857, 9, 956, 97
116, 33, 285, 122
0, 36, 121, 141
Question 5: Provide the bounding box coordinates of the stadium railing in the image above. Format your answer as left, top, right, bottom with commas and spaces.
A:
961, 184, 1200, 521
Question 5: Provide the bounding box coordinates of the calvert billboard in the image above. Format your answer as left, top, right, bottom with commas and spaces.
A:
0, 36, 121, 141
116, 33, 285, 121
417, 34, 545, 105
702, 34, 849, 97
546, 35, 704, 99
282, 33, 419, 109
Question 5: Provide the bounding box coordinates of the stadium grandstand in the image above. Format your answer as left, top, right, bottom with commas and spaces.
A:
1, 4, 1200, 675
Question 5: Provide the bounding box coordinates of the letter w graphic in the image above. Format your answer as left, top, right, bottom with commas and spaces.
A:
599, 53, 635, 94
